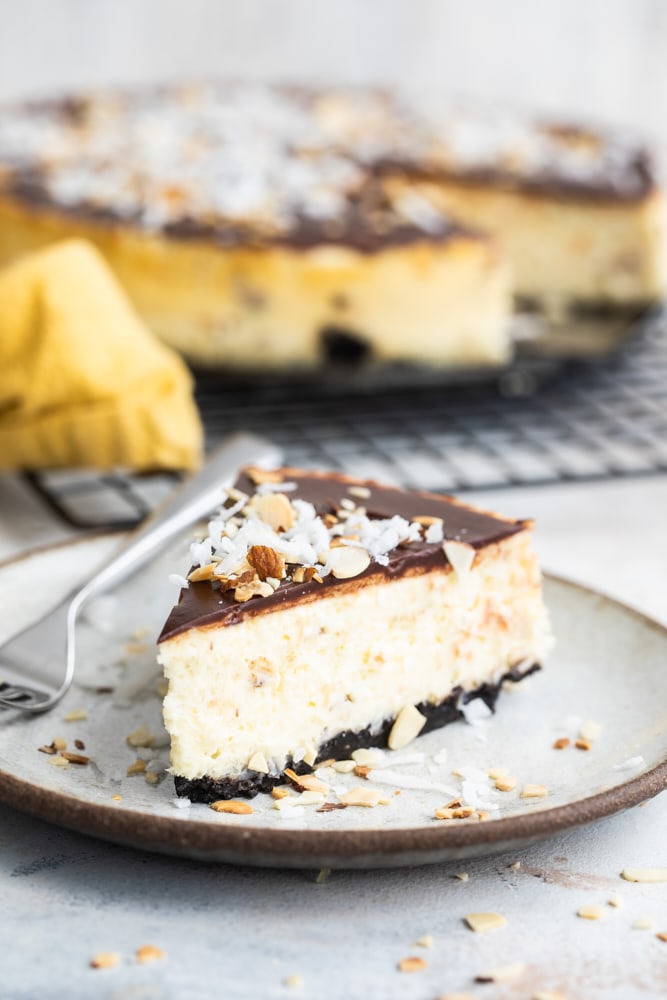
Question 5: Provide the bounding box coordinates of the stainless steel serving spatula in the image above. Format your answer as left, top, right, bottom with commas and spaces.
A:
0, 433, 282, 713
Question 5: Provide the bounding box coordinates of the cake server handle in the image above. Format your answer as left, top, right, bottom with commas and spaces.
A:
0, 432, 282, 713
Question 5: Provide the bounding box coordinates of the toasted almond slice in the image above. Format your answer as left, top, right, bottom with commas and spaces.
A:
388, 704, 426, 751
63, 709, 87, 722
657, 932, 667, 942
553, 737, 570, 750
521, 784, 548, 799
210, 800, 253, 815
272, 786, 289, 800
284, 768, 329, 794
414, 934, 433, 948
351, 747, 384, 766
487, 765, 508, 779
354, 764, 371, 779
495, 776, 517, 792
434, 806, 475, 821
577, 905, 606, 920
575, 738, 591, 751
247, 752, 269, 774
328, 546, 371, 580
397, 956, 426, 972
49, 754, 69, 767
464, 912, 506, 933
252, 492, 294, 531
339, 787, 382, 808
580, 719, 602, 741
136, 944, 165, 964
90, 952, 120, 969
234, 579, 274, 602
443, 540, 475, 576
621, 867, 667, 883
187, 564, 217, 582
476, 961, 526, 983
246, 466, 284, 485
127, 759, 147, 776
53, 736, 67, 751
332, 760, 356, 773
348, 485, 371, 499
126, 725, 154, 748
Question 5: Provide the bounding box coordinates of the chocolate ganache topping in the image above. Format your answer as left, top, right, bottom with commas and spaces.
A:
158, 468, 526, 642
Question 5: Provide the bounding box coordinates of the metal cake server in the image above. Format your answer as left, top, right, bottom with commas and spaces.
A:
0, 432, 282, 713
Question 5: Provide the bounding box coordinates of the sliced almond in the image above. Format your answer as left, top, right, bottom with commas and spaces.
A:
187, 564, 217, 582
351, 747, 384, 767
247, 752, 269, 774
577, 905, 606, 921
284, 768, 329, 794
414, 934, 433, 948
126, 725, 154, 748
332, 759, 356, 773
90, 952, 120, 970
245, 466, 284, 485
621, 867, 667, 883
127, 759, 147, 776
657, 932, 667, 942
210, 800, 253, 815
495, 776, 517, 792
49, 754, 69, 767
136, 944, 165, 964
251, 492, 294, 532
348, 485, 371, 499
302, 745, 317, 767
464, 912, 506, 933
234, 578, 274, 602
575, 738, 591, 751
443, 540, 475, 577
521, 784, 548, 799
271, 787, 289, 800
553, 737, 570, 750
247, 545, 286, 581
388, 704, 426, 751
397, 956, 426, 972
328, 546, 371, 580
476, 961, 526, 983
434, 806, 475, 820
338, 787, 383, 808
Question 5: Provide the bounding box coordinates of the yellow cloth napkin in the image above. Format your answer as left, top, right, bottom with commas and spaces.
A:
0, 240, 203, 470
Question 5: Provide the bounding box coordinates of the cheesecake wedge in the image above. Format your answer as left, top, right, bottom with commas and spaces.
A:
157, 468, 553, 801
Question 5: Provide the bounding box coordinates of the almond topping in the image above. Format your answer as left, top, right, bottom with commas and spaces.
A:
521, 784, 548, 799
657, 932, 667, 942
443, 540, 476, 576
397, 956, 426, 972
465, 912, 507, 933
331, 760, 356, 773
621, 867, 667, 883
284, 769, 328, 794
435, 806, 476, 820
272, 787, 289, 800
247, 752, 269, 774
495, 776, 517, 792
476, 961, 526, 983
247, 545, 286, 581
49, 755, 69, 767
245, 466, 284, 485
575, 738, 591, 751
252, 492, 294, 531
136, 944, 165, 964
63, 709, 87, 722
328, 546, 371, 580
127, 759, 147, 776
126, 725, 154, 748
187, 564, 217, 582
90, 952, 120, 970
234, 578, 274, 602
553, 737, 570, 750
351, 747, 384, 766
338, 787, 383, 808
578, 905, 606, 920
210, 800, 253, 815
388, 704, 426, 750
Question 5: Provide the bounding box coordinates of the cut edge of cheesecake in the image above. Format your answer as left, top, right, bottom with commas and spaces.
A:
157, 467, 553, 801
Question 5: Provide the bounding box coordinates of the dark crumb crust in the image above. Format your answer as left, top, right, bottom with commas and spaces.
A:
174, 662, 540, 802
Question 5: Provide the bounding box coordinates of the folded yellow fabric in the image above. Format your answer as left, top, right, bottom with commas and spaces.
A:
0, 239, 203, 470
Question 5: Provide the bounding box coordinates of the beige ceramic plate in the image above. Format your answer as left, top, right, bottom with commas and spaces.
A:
0, 534, 665, 869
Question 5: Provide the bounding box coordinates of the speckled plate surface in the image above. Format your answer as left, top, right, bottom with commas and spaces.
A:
0, 534, 665, 869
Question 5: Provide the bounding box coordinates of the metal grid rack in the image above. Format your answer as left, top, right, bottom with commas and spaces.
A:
26, 310, 667, 530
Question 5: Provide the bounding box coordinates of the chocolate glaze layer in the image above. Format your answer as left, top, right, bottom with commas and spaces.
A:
173, 662, 539, 801
158, 469, 527, 642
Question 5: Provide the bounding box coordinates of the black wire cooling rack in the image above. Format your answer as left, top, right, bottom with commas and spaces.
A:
25, 309, 667, 529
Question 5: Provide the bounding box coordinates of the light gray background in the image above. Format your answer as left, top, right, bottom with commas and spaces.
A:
0, 0, 666, 147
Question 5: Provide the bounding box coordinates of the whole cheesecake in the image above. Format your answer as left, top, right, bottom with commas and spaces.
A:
0, 83, 662, 371
157, 467, 553, 801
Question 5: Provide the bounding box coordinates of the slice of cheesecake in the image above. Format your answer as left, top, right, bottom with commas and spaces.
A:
157, 468, 553, 801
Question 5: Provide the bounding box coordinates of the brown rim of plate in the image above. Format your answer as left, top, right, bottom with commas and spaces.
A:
0, 536, 665, 865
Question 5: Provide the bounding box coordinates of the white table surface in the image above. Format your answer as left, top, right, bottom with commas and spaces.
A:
0, 471, 665, 1000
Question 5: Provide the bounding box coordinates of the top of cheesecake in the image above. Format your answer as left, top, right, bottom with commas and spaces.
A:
0, 83, 657, 253
158, 466, 528, 642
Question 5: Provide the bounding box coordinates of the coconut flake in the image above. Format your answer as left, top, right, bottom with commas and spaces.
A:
613, 756, 646, 771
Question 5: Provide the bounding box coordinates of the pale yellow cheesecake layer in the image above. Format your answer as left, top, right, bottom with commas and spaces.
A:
407, 179, 667, 307
159, 531, 552, 781
0, 195, 512, 369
